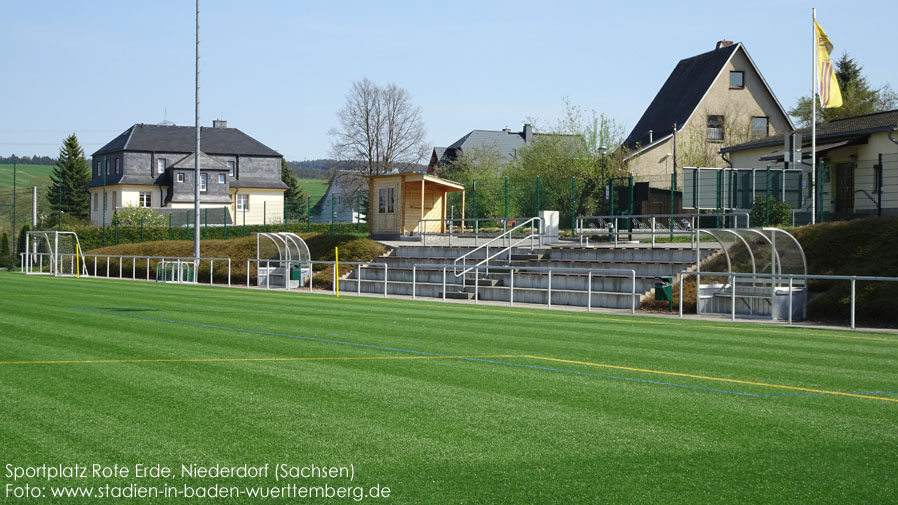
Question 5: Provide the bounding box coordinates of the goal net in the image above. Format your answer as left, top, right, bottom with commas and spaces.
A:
24, 231, 86, 277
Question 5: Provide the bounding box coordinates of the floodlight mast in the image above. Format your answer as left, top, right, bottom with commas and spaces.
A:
193, 0, 201, 263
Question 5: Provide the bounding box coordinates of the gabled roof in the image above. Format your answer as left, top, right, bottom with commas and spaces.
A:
623, 42, 792, 153
445, 129, 531, 162
721, 109, 898, 153
93, 123, 281, 158
435, 125, 580, 167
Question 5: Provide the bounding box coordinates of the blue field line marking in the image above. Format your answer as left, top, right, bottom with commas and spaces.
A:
71, 308, 447, 357
68, 307, 812, 399
759, 390, 898, 398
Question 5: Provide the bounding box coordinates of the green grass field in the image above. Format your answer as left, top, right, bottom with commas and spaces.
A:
299, 179, 329, 209
2, 272, 897, 503
0, 163, 54, 190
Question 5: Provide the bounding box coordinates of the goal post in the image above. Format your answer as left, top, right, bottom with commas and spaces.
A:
24, 231, 87, 277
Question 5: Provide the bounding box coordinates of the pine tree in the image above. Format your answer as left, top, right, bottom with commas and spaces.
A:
16, 223, 29, 263
281, 158, 308, 219
789, 53, 898, 127
0, 233, 10, 269
49, 134, 91, 221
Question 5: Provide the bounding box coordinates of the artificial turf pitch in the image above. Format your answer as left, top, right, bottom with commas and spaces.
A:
1, 272, 897, 503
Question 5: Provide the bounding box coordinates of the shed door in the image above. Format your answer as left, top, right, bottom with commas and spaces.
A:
835, 162, 854, 217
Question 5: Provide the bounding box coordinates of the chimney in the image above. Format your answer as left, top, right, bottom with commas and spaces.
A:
716, 40, 733, 50
213, 119, 228, 128
523, 123, 533, 142
648, 129, 653, 143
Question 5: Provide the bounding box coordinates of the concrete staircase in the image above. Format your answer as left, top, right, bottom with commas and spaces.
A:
339, 244, 714, 310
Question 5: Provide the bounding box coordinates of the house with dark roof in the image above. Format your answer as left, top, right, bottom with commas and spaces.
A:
624, 41, 792, 185
428, 124, 537, 174
87, 120, 286, 226
722, 109, 898, 218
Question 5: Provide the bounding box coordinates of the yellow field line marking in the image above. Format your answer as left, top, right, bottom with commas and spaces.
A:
0, 354, 522, 366
524, 355, 898, 403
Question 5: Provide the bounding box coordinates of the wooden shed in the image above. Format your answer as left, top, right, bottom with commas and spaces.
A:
368, 173, 465, 237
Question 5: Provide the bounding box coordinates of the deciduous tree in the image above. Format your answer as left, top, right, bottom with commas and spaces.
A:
329, 78, 427, 176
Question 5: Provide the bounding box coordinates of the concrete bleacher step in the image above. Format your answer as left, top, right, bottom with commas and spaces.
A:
442, 291, 475, 300
509, 253, 543, 261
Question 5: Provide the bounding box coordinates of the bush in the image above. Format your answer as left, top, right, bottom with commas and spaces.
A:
749, 196, 791, 227
112, 205, 168, 226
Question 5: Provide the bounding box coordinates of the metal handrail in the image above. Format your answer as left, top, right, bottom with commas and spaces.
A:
678, 270, 898, 329
453, 217, 543, 278
413, 262, 637, 313
576, 212, 751, 247
415, 216, 538, 246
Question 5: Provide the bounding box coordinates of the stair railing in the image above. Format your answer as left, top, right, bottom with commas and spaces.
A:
453, 217, 543, 281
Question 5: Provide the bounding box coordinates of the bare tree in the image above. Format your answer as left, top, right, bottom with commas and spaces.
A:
330, 78, 427, 176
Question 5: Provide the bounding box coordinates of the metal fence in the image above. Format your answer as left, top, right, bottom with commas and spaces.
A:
682, 167, 804, 210
679, 270, 898, 329
21, 252, 231, 285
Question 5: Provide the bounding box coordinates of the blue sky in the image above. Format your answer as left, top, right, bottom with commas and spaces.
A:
2, 0, 895, 161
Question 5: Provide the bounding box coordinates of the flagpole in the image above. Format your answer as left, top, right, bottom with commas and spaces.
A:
811, 8, 817, 224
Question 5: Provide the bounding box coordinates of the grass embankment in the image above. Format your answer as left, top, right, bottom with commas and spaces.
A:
793, 217, 898, 325
642, 217, 898, 326
84, 233, 386, 286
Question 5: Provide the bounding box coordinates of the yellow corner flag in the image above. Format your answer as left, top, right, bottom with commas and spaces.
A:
815, 20, 843, 108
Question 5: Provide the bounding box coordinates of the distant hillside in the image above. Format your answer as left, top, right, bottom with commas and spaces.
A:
288, 159, 337, 179
287, 159, 428, 179
0, 163, 54, 189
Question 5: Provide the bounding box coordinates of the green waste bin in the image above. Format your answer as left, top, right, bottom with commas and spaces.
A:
290, 264, 304, 281
654, 276, 672, 301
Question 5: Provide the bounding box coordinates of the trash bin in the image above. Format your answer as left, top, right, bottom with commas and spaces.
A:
654, 276, 672, 301
290, 263, 304, 281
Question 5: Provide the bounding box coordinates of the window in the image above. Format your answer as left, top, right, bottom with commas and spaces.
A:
139, 192, 152, 208
105, 160, 109, 175
115, 158, 121, 174
236, 194, 249, 211
388, 188, 395, 213
219, 173, 225, 184
227, 161, 235, 176
750, 117, 769, 139
157, 158, 167, 174
729, 71, 744, 88
93, 193, 98, 211
96, 161, 101, 176
176, 172, 184, 183
200, 174, 207, 192
111, 191, 117, 209
707, 115, 724, 141
378, 189, 386, 213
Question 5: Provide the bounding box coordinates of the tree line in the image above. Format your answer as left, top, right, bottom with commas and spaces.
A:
0, 154, 57, 165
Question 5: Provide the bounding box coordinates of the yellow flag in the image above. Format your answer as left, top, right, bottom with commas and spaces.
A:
815, 20, 843, 108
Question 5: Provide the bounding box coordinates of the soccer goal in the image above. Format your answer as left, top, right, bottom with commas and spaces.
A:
156, 260, 196, 284
23, 231, 87, 277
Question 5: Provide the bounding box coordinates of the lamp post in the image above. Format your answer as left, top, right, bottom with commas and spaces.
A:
599, 146, 608, 213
